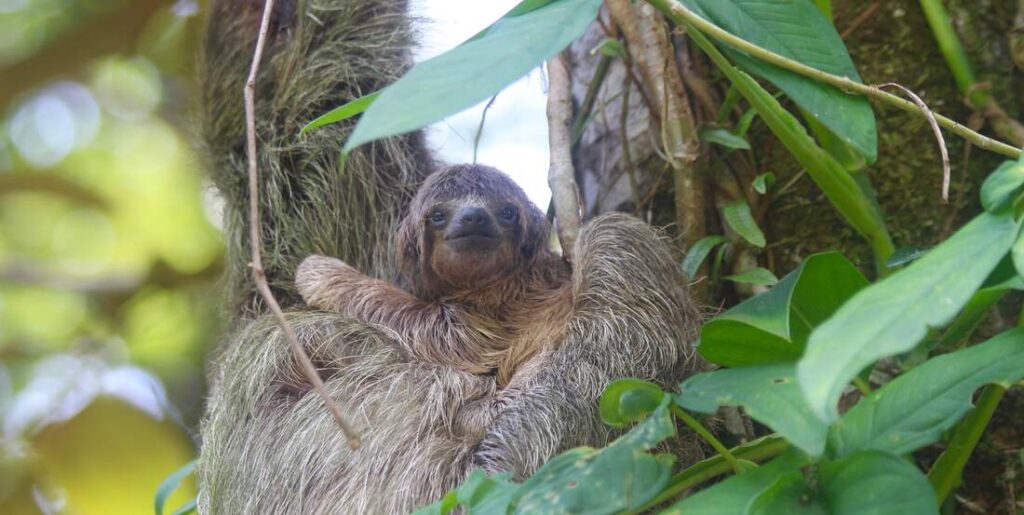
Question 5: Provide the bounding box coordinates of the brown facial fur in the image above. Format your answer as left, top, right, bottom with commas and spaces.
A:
396, 164, 554, 303
297, 164, 570, 384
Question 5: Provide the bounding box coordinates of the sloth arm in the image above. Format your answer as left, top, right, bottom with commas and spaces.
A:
471, 213, 699, 476
295, 254, 494, 372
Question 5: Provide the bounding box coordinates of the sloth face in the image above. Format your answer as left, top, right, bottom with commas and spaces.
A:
396, 164, 550, 299
422, 197, 523, 289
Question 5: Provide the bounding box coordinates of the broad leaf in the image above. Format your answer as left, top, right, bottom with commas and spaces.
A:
170, 500, 197, 515
725, 267, 779, 286
344, 0, 603, 150
828, 328, 1024, 458
699, 252, 867, 367
933, 260, 1023, 350
803, 110, 867, 172
680, 235, 729, 280
819, 451, 939, 515
599, 378, 664, 427
680, 0, 877, 162
1015, 229, 1024, 280
513, 399, 676, 514
886, 247, 928, 268
752, 172, 775, 194
676, 364, 828, 456
748, 474, 825, 515
980, 157, 1024, 213
661, 450, 811, 514
412, 471, 520, 515
155, 460, 196, 515
300, 92, 380, 134
592, 38, 626, 59
699, 126, 751, 150
723, 199, 766, 247
797, 212, 1021, 422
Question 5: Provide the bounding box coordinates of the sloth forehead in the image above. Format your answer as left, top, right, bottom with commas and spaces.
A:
417, 168, 536, 210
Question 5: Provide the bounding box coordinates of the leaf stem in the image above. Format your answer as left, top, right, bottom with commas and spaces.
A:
671, 405, 742, 473
571, 54, 613, 142
853, 376, 872, 396
636, 435, 789, 512
927, 384, 1006, 502
918, 0, 983, 107
645, 0, 1022, 159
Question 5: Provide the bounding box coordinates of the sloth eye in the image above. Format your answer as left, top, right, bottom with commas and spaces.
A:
429, 210, 446, 225
499, 206, 517, 221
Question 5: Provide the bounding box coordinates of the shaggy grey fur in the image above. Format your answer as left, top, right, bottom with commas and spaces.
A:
196, 0, 703, 513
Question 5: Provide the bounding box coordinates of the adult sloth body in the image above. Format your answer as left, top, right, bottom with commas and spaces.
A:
196, 0, 701, 513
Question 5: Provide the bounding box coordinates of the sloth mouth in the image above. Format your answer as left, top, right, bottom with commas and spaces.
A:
444, 229, 501, 251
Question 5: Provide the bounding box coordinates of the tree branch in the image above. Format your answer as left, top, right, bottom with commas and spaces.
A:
646, 0, 1023, 160
546, 54, 583, 257
608, 0, 705, 246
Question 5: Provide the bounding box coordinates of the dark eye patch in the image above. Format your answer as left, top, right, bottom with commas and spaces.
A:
499, 206, 517, 221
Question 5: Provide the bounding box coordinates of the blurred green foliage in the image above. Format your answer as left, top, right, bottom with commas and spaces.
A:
0, 1, 219, 513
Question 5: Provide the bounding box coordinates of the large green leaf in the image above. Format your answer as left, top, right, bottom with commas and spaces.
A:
699, 252, 867, 367
513, 399, 676, 514
797, 212, 1021, 422
980, 157, 1024, 213
725, 267, 779, 286
412, 471, 520, 515
722, 199, 766, 247
1015, 228, 1024, 280
699, 126, 751, 150
828, 328, 1024, 458
155, 460, 196, 515
680, 235, 729, 280
416, 397, 675, 515
747, 474, 825, 515
343, 0, 602, 151
661, 450, 811, 514
819, 451, 938, 515
679, 0, 877, 162
676, 364, 828, 456
598, 378, 665, 427
300, 92, 380, 134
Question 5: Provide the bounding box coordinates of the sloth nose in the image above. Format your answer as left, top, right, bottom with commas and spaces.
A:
456, 207, 490, 226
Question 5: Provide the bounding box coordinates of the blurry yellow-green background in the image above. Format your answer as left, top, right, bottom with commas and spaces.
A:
1, 1, 219, 513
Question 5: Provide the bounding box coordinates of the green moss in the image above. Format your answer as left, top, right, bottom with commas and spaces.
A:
762, 0, 1021, 275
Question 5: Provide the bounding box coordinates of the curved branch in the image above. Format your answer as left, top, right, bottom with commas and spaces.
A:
646, 0, 1023, 160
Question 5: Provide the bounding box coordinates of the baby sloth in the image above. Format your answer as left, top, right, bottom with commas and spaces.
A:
295, 164, 572, 385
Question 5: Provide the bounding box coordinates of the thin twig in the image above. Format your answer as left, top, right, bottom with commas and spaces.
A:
840, 0, 884, 40
546, 54, 583, 257
619, 73, 642, 213
244, 0, 360, 449
942, 114, 982, 238
646, 0, 1023, 159
877, 83, 950, 201
571, 54, 614, 142
473, 94, 499, 163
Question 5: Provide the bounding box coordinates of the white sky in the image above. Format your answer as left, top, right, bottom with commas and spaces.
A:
410, 0, 552, 208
